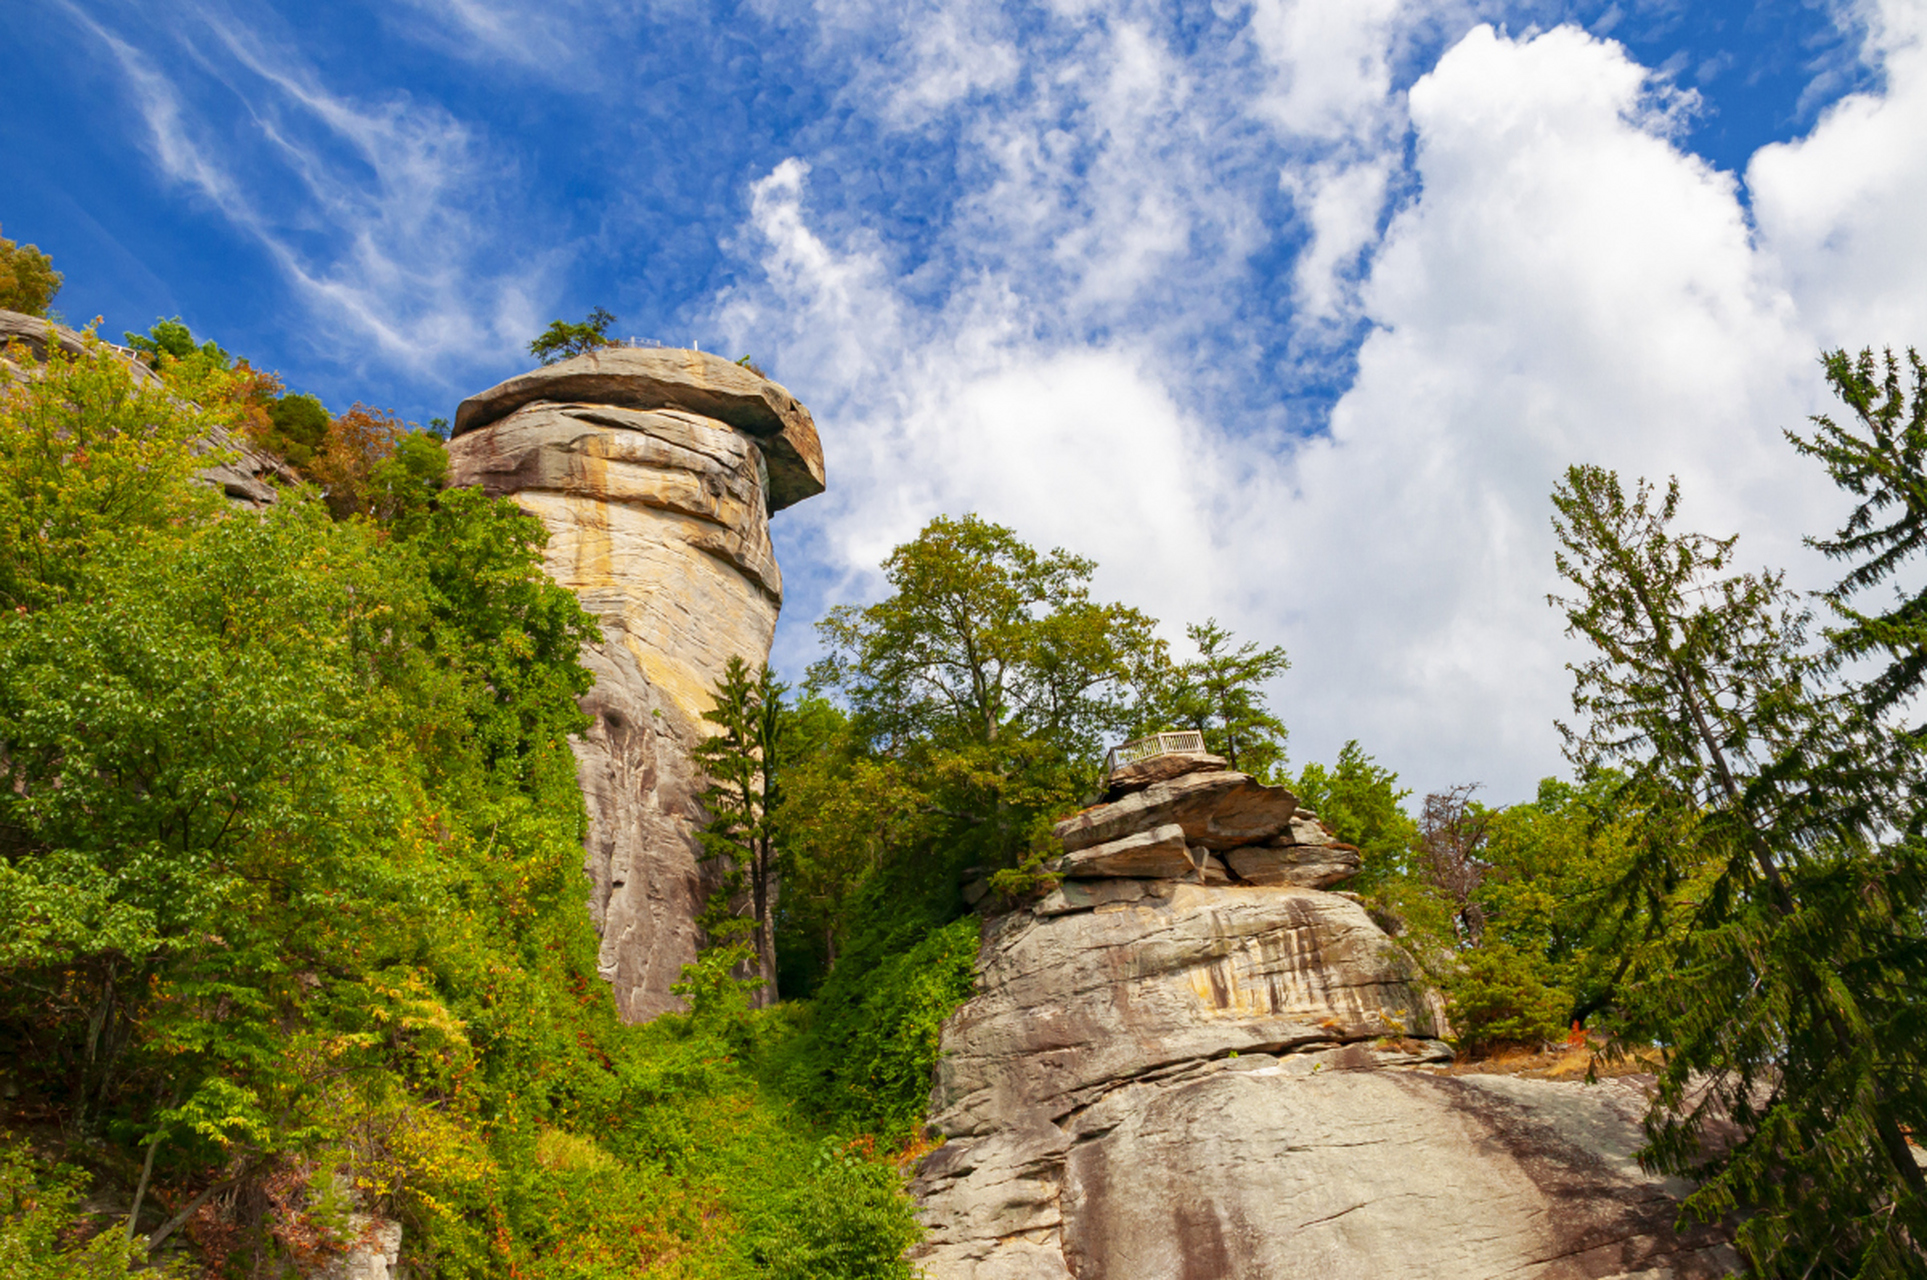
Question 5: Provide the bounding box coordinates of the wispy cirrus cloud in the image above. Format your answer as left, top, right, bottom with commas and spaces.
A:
57, 0, 546, 380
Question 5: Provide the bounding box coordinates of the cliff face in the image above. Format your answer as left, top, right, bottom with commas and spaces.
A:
447, 348, 824, 1021
915, 754, 1737, 1279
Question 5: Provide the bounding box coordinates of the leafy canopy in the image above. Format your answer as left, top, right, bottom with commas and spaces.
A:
1149, 619, 1289, 779
0, 332, 925, 1275
0, 225, 61, 317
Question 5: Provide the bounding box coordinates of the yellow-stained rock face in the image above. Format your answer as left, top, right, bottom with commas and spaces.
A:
447, 362, 818, 1021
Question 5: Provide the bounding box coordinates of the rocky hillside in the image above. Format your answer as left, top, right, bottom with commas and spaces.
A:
913, 748, 1738, 1279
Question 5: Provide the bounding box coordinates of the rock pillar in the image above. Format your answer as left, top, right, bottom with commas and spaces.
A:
447, 348, 824, 1021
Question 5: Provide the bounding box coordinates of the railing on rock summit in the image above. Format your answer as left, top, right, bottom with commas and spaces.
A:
1105, 730, 1207, 776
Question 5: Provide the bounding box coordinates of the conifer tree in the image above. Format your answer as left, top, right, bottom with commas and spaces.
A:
1550, 464, 1927, 1276
694, 655, 785, 999
1163, 619, 1289, 778
1789, 346, 1927, 729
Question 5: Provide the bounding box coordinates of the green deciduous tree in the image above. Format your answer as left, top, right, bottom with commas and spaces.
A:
263, 392, 331, 471
1445, 774, 1653, 1052
0, 328, 220, 610
1288, 741, 1419, 888
0, 226, 62, 317
810, 513, 1162, 869
774, 697, 925, 990
1550, 462, 1927, 1275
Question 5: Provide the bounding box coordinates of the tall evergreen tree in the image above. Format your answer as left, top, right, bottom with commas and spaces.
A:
1789, 346, 1927, 729
694, 655, 785, 1000
1162, 619, 1289, 778
1550, 464, 1927, 1276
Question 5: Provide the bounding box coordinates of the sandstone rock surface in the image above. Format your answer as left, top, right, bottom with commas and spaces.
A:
1057, 824, 1193, 880
453, 346, 825, 510
448, 353, 821, 1019
1103, 751, 1226, 796
912, 882, 1737, 1278
1222, 839, 1361, 888
1053, 770, 1299, 853
917, 747, 1735, 1277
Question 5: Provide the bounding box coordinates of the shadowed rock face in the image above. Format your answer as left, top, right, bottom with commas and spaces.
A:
447, 351, 823, 1021
912, 884, 1737, 1279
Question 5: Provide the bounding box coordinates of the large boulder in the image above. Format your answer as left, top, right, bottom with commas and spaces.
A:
1053, 770, 1299, 853
1103, 751, 1226, 796
453, 346, 825, 511
1221, 841, 1360, 888
447, 357, 821, 1019
911, 883, 1737, 1278
1057, 824, 1194, 880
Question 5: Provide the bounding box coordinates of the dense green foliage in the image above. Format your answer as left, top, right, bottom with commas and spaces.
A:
0, 225, 61, 317
1547, 367, 1927, 1274
1152, 619, 1290, 779
0, 331, 923, 1276
695, 657, 786, 995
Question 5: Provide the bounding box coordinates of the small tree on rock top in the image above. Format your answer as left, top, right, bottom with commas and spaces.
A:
529, 307, 618, 365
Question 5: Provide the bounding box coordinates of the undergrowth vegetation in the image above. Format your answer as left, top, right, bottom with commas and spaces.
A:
0, 328, 925, 1278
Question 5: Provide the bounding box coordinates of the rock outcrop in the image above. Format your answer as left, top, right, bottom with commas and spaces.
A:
912, 751, 1737, 1279
447, 347, 824, 1020
0, 309, 295, 506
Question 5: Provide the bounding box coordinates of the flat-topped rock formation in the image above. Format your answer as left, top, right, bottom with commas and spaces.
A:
914, 750, 1737, 1279
447, 347, 824, 1020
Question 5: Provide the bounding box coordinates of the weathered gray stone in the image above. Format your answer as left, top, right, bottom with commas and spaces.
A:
1104, 751, 1226, 795
453, 346, 824, 510
0, 309, 141, 370
1052, 770, 1299, 853
1057, 823, 1193, 880
1032, 878, 1174, 917
1283, 811, 1346, 847
912, 883, 1736, 1278
315, 1214, 402, 1280
1224, 841, 1361, 888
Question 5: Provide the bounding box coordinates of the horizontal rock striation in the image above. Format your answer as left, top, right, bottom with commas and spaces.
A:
447, 349, 823, 1020
913, 749, 1737, 1278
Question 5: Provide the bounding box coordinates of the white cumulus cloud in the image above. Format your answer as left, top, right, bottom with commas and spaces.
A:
724, 4, 1927, 803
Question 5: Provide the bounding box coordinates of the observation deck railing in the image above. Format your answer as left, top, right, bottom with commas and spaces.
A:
1104, 730, 1207, 776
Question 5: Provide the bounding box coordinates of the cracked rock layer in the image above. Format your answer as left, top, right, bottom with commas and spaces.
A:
911, 884, 1736, 1279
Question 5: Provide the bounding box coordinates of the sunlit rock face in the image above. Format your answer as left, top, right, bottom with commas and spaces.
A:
914, 750, 1737, 1278
447, 348, 824, 1021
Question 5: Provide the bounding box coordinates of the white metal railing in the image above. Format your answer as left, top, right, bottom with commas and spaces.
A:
1105, 730, 1207, 775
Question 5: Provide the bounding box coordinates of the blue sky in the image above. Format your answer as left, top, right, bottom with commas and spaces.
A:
6, 0, 1926, 800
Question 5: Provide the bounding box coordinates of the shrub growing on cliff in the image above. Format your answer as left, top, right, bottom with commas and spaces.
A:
0, 338, 936, 1274
0, 326, 220, 609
